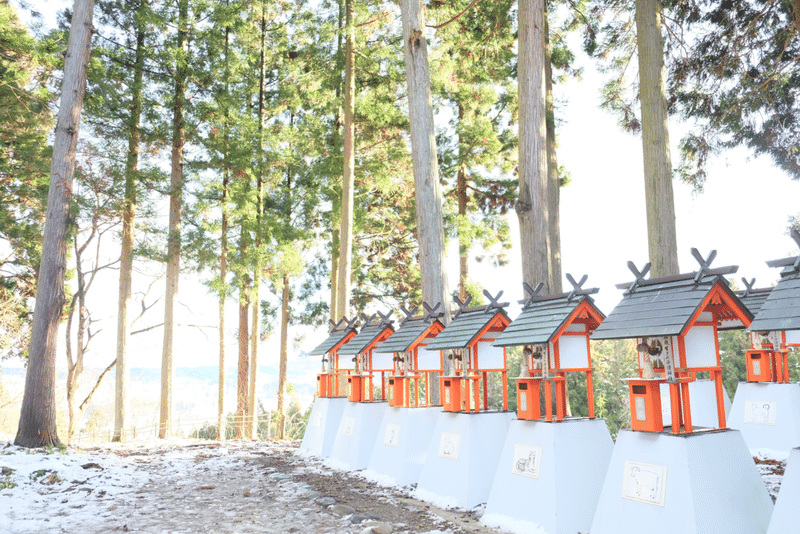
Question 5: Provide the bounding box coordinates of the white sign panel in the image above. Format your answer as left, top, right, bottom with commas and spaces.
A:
477, 341, 504, 369
438, 432, 461, 460
417, 345, 442, 371
558, 335, 589, 369
622, 461, 667, 506
342, 416, 356, 437
384, 423, 401, 447
684, 325, 717, 368
744, 401, 778, 425
512, 444, 543, 479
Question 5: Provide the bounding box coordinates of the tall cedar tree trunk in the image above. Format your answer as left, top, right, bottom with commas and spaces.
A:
330, 229, 339, 322
218, 172, 228, 440
456, 103, 468, 300
336, 0, 355, 320
217, 22, 232, 442
329, 0, 345, 323
277, 117, 295, 438
400, 0, 451, 393
544, 18, 562, 294
15, 0, 94, 448
114, 16, 146, 443
277, 274, 289, 438
635, 0, 678, 277
237, 232, 250, 439
517, 0, 551, 291
66, 228, 113, 443
159, 0, 188, 439
248, 7, 268, 440
65, 232, 87, 444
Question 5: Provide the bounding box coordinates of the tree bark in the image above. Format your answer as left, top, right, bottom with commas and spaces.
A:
114, 16, 145, 443
330, 228, 340, 322
236, 231, 250, 439
277, 274, 290, 439
456, 102, 469, 301
159, 0, 188, 440
248, 7, 268, 440
544, 18, 562, 294
400, 0, 451, 400
15, 0, 94, 449
517, 0, 550, 291
399, 1, 450, 311
635, 0, 678, 277
217, 20, 232, 442
336, 0, 355, 320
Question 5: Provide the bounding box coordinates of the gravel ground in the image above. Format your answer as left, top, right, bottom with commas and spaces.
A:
1, 439, 501, 534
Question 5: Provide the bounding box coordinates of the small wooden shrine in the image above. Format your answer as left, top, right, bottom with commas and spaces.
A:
424, 291, 512, 412
363, 303, 446, 487
298, 317, 359, 458
414, 290, 515, 510
591, 250, 752, 433
482, 277, 613, 534
372, 302, 446, 408
308, 317, 359, 398
493, 275, 605, 421
337, 311, 395, 403
589, 251, 772, 534
729, 230, 800, 452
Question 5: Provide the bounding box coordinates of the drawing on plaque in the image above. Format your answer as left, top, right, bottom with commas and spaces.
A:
622, 461, 667, 506
512, 444, 542, 479
342, 416, 356, 436
438, 432, 461, 460
384, 423, 401, 447
745, 401, 777, 425
312, 411, 324, 428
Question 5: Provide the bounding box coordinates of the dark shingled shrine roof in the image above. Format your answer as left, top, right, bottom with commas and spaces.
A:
750, 266, 800, 332
425, 308, 509, 351
308, 321, 358, 356
374, 318, 443, 354
591, 272, 748, 340
338, 322, 394, 355
732, 288, 772, 325
494, 295, 604, 347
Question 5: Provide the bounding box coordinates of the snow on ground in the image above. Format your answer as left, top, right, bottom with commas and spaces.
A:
0, 438, 791, 534
0, 438, 490, 534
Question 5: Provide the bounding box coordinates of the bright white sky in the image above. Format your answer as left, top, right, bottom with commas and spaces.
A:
8, 0, 800, 371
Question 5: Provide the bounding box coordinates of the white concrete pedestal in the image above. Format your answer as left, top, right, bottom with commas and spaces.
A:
296, 397, 348, 458
481, 418, 613, 534
767, 447, 800, 534
659, 379, 730, 429
590, 429, 773, 534
729, 382, 800, 452
414, 411, 514, 510
363, 406, 440, 487
326, 401, 388, 471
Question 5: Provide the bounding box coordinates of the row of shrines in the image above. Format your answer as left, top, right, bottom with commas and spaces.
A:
298, 236, 800, 534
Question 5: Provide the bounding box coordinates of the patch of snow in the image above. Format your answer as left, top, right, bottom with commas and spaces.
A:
481, 512, 546, 534
413, 486, 459, 510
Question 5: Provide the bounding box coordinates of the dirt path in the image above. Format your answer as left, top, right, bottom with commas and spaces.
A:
88, 440, 501, 534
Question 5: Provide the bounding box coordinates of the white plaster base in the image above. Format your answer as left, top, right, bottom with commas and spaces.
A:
729, 382, 800, 452
326, 401, 388, 470
767, 447, 800, 534
481, 418, 613, 534
590, 429, 773, 534
363, 406, 440, 487
414, 411, 515, 510
659, 379, 730, 429
296, 397, 348, 458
